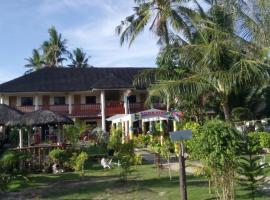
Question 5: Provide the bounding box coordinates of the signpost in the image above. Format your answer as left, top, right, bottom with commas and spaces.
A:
170, 130, 192, 200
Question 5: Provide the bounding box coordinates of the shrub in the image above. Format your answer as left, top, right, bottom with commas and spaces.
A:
108, 128, 122, 151
70, 151, 88, 176
114, 140, 135, 181
63, 119, 89, 145
0, 151, 31, 192
194, 120, 241, 200
134, 135, 152, 148
248, 132, 270, 149
49, 149, 68, 166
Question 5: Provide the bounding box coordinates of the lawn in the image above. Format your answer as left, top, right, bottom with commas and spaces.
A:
3, 162, 270, 200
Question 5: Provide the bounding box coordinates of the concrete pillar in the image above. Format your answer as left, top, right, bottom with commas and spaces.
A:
124, 95, 128, 114
101, 91, 106, 131
173, 120, 177, 131
141, 120, 145, 134
129, 117, 133, 140
0, 96, 3, 104
160, 120, 164, 145
125, 121, 129, 137
19, 129, 23, 148
121, 121, 125, 143
34, 95, 39, 110
68, 94, 72, 114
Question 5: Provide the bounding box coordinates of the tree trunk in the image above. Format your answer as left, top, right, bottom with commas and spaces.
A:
221, 99, 231, 121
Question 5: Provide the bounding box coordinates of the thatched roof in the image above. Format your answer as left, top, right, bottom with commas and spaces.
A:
0, 104, 23, 126
7, 109, 73, 127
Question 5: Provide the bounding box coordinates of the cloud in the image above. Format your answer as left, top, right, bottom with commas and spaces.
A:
61, 0, 159, 67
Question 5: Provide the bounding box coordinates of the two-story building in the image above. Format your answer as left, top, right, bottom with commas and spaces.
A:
0, 67, 165, 131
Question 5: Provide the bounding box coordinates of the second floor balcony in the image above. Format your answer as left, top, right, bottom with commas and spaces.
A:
15, 102, 166, 117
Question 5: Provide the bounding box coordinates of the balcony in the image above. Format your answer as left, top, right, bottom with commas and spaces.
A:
15, 102, 166, 117
72, 104, 101, 117
42, 105, 69, 115
106, 102, 125, 116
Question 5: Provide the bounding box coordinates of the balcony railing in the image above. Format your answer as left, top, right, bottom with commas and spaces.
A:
15, 102, 166, 117
129, 102, 145, 113
72, 104, 101, 116
106, 102, 125, 116
41, 105, 69, 115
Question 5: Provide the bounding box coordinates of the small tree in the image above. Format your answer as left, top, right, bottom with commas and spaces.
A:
70, 151, 88, 176
114, 140, 135, 181
160, 139, 173, 181
237, 135, 268, 200
193, 119, 241, 200
63, 119, 89, 146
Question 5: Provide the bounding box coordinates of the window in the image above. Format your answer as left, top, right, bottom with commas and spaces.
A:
54, 97, 65, 105
128, 95, 136, 103
21, 97, 33, 106
85, 96, 96, 104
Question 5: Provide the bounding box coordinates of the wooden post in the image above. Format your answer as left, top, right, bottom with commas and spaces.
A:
179, 142, 187, 200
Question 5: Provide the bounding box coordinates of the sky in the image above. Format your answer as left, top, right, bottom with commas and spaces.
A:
0, 0, 160, 83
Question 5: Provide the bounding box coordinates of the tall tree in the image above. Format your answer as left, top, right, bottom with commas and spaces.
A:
42, 26, 69, 67
24, 49, 44, 73
116, 0, 203, 47
68, 48, 89, 68
135, 4, 269, 121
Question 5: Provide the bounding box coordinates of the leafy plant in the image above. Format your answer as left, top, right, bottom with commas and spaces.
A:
193, 119, 241, 200
0, 151, 30, 192
63, 119, 89, 145
237, 135, 268, 200
49, 149, 67, 167
114, 140, 135, 181
70, 151, 88, 176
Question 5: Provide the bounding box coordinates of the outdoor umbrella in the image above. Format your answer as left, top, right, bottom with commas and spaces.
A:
0, 104, 23, 126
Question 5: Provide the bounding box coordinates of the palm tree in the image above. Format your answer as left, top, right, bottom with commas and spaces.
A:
116, 0, 204, 47
68, 48, 89, 68
25, 49, 44, 73
135, 4, 269, 121
42, 26, 69, 67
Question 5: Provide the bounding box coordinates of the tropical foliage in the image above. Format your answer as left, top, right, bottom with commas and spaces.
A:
24, 27, 91, 72
68, 48, 90, 68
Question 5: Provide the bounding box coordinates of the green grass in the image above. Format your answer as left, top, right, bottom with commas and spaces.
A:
3, 162, 270, 200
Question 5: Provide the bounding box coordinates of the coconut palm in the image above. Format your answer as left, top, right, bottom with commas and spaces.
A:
24, 49, 44, 73
116, 0, 205, 47
42, 26, 69, 67
68, 48, 90, 68
135, 4, 269, 121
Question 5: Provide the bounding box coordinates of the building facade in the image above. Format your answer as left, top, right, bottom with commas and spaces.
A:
0, 67, 165, 131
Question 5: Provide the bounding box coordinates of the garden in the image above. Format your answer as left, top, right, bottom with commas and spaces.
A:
1, 118, 270, 200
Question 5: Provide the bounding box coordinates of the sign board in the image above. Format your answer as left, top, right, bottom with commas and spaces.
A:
170, 130, 192, 141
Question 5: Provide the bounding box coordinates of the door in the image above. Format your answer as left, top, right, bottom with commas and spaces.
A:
9, 96, 17, 107
74, 95, 81, 105
74, 95, 81, 114
42, 95, 50, 109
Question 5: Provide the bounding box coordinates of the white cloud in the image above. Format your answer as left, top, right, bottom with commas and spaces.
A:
62, 0, 159, 67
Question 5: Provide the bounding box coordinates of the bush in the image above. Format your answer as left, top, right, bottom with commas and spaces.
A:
108, 128, 122, 151
248, 132, 270, 149
134, 135, 152, 148
0, 151, 31, 192
49, 149, 68, 166
114, 140, 135, 181
69, 151, 88, 176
